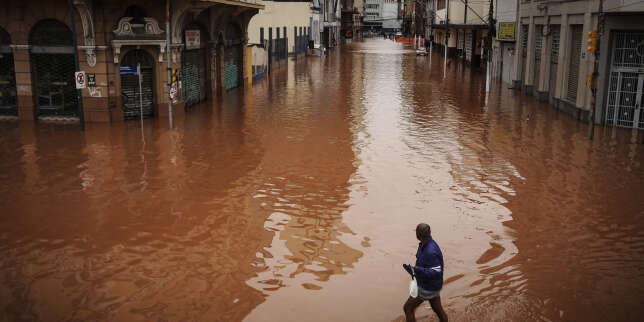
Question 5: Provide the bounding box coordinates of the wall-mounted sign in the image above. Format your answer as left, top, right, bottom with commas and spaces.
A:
497, 22, 516, 41
75, 71, 86, 89
87, 74, 96, 87
185, 30, 200, 50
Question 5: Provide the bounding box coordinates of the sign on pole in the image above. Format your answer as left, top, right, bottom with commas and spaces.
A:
497, 22, 516, 41
75, 71, 86, 89
119, 66, 138, 75
185, 30, 200, 50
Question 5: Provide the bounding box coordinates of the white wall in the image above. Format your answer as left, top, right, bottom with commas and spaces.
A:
496, 0, 517, 23
248, 1, 313, 53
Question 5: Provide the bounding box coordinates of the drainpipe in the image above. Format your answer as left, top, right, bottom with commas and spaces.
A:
68, 0, 85, 131
444, 0, 449, 78
166, 0, 173, 129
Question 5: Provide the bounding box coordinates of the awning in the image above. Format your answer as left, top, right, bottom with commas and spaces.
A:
199, 0, 264, 9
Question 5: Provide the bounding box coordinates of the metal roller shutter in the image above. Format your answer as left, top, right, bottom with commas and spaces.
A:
533, 25, 543, 94
521, 25, 528, 84
566, 25, 583, 102
183, 48, 206, 108
549, 25, 561, 99
224, 45, 241, 90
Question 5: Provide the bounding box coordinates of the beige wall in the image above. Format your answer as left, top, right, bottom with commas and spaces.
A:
248, 1, 312, 53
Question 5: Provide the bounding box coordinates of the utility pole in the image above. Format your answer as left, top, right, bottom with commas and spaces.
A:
588, 0, 603, 140
68, 0, 85, 131
166, 0, 173, 129
485, 0, 494, 92
444, 0, 449, 78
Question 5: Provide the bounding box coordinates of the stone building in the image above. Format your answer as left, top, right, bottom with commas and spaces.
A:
513, 0, 644, 129
0, 0, 263, 123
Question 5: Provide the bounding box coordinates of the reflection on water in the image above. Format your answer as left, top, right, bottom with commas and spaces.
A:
1, 39, 644, 322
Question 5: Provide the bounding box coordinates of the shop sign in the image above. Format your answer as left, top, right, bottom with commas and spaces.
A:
87, 74, 96, 87
498, 22, 516, 41
185, 30, 200, 50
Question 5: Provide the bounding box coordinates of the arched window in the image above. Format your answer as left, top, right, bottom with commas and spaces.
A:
29, 19, 77, 117
29, 19, 73, 48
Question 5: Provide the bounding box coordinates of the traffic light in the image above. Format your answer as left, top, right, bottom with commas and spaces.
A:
587, 30, 598, 54
171, 69, 177, 83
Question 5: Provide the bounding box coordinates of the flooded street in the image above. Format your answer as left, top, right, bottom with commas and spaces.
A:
2, 39, 644, 321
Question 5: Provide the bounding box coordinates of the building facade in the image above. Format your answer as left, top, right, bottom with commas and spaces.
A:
427, 0, 489, 68
514, 0, 644, 129
363, 0, 382, 30
247, 1, 312, 54
491, 0, 517, 85
0, 0, 262, 123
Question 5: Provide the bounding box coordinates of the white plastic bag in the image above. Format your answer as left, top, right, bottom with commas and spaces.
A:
409, 277, 418, 298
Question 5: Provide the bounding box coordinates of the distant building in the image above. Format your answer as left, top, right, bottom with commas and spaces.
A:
363, 0, 401, 32
427, 0, 489, 68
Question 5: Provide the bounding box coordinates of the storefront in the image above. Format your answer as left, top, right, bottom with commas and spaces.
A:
29, 19, 78, 119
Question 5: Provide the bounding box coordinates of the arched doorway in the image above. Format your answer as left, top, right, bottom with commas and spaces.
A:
224, 23, 243, 91
182, 22, 208, 108
29, 19, 77, 118
120, 50, 155, 119
0, 26, 17, 116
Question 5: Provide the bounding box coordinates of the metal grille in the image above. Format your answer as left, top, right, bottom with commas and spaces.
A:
605, 31, 644, 129
182, 48, 206, 108
224, 45, 241, 90
457, 30, 463, 50
0, 27, 17, 116
611, 31, 644, 69
566, 25, 583, 102
29, 20, 77, 117
521, 25, 529, 82
120, 50, 154, 119
534, 25, 543, 92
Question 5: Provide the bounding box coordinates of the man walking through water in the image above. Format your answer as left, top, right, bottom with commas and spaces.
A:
403, 223, 448, 322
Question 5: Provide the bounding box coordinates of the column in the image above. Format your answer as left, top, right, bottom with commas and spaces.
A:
13, 46, 34, 120
524, 17, 535, 94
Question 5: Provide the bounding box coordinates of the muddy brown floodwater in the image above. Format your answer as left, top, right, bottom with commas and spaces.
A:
1, 39, 644, 322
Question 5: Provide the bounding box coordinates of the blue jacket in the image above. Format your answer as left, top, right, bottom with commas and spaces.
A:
414, 239, 444, 291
